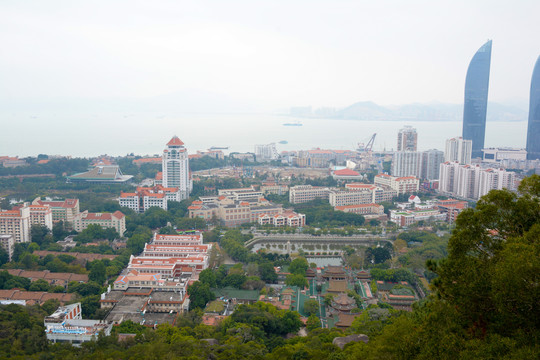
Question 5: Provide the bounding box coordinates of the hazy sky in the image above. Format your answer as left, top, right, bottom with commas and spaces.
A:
1, 0, 539, 111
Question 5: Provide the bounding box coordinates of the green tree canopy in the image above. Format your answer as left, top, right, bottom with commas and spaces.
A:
285, 273, 308, 288
187, 281, 215, 310
429, 174, 540, 339
303, 299, 320, 317
289, 257, 309, 276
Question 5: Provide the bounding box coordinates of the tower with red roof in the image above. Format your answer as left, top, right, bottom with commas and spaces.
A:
162, 136, 192, 200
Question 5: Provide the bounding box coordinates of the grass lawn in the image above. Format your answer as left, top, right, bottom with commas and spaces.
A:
205, 300, 225, 313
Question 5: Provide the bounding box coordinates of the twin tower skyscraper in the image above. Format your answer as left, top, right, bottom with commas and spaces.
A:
462, 40, 540, 160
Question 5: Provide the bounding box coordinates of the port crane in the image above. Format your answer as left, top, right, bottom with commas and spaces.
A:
357, 133, 376, 154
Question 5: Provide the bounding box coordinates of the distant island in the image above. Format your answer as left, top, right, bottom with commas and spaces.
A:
288, 101, 527, 122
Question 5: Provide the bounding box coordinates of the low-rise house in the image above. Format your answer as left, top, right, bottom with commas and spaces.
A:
6, 269, 88, 287
212, 287, 260, 305
0, 289, 74, 305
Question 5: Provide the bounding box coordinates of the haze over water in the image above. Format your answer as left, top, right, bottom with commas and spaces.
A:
3, 113, 527, 157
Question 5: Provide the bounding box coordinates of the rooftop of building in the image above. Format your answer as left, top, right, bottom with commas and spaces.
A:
211, 287, 260, 301
333, 168, 361, 176
167, 136, 185, 147
80, 211, 125, 220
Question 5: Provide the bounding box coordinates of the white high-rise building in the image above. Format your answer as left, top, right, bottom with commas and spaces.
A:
439, 162, 514, 200
478, 168, 515, 198
391, 151, 421, 177
254, 143, 278, 162
439, 161, 461, 194
420, 149, 445, 180
162, 136, 192, 201
445, 137, 472, 164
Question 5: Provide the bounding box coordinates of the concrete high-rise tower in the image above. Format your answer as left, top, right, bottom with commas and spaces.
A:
526, 55, 540, 160
462, 40, 492, 159
445, 137, 472, 164
162, 136, 192, 200
397, 126, 417, 151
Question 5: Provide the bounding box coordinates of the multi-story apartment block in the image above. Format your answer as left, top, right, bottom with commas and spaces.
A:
1, 202, 56, 243
390, 209, 446, 227
445, 137, 472, 164
260, 183, 289, 195
119, 185, 183, 212
478, 168, 515, 198
0, 234, 15, 261
141, 243, 211, 259
397, 126, 418, 151
292, 156, 329, 168
329, 190, 373, 207
73, 211, 126, 237
419, 149, 445, 180
255, 143, 278, 161
436, 199, 468, 223
189, 191, 303, 228
345, 183, 397, 202
27, 204, 53, 230
32, 198, 80, 225
439, 162, 515, 200
218, 186, 263, 201
391, 151, 421, 177
257, 211, 306, 227
162, 136, 192, 200
292, 149, 356, 167
289, 185, 330, 204
334, 203, 384, 216
0, 205, 31, 243
374, 174, 420, 195
152, 233, 204, 246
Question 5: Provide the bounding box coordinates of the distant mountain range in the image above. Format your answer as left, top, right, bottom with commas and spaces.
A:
290, 101, 528, 122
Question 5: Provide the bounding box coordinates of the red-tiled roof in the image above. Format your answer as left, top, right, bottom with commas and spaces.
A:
346, 183, 375, 189
167, 136, 184, 146
133, 157, 162, 164
334, 169, 360, 176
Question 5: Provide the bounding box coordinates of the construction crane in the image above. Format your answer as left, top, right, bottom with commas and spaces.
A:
357, 133, 377, 154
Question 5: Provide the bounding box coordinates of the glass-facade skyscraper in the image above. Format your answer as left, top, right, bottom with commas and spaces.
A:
462, 40, 492, 159
526, 55, 540, 160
